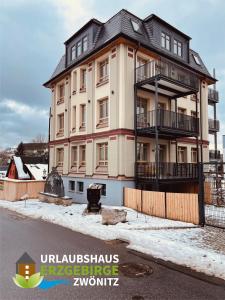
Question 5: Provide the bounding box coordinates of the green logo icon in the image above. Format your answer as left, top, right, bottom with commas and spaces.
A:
13, 252, 44, 288
13, 272, 44, 289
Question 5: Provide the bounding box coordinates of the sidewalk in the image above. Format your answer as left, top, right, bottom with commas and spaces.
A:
0, 199, 225, 281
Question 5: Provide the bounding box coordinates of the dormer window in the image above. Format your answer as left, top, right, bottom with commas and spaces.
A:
82, 36, 88, 52
174, 39, 182, 57
77, 40, 82, 57
131, 19, 142, 34
161, 32, 170, 51
193, 54, 201, 65
71, 45, 76, 60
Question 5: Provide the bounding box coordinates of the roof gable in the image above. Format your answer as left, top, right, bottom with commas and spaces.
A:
16, 252, 35, 264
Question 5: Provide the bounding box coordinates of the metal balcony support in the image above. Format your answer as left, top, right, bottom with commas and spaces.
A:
154, 78, 159, 191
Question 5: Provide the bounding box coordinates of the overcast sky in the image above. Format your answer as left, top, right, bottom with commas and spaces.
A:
0, 0, 225, 150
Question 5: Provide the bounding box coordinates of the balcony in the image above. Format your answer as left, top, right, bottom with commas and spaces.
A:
208, 88, 219, 104
208, 119, 220, 133
136, 162, 198, 183
209, 150, 221, 161
135, 59, 199, 98
137, 109, 199, 138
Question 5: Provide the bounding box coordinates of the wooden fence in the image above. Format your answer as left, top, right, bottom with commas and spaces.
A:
0, 178, 45, 201
124, 188, 199, 224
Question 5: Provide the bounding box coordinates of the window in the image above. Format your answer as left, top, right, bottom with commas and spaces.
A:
98, 98, 108, 125
191, 110, 197, 118
178, 147, 187, 163
58, 113, 64, 134
25, 266, 29, 269
80, 145, 86, 166
80, 69, 87, 90
161, 32, 170, 50
71, 45, 76, 60
71, 146, 77, 166
58, 83, 65, 102
131, 19, 141, 33
191, 148, 197, 163
76, 40, 82, 57
69, 180, 75, 192
98, 143, 108, 166
174, 39, 182, 57
72, 106, 76, 130
137, 97, 147, 126
98, 58, 109, 83
80, 104, 86, 128
72, 71, 77, 92
137, 143, 148, 162
137, 56, 148, 80
56, 148, 64, 166
178, 107, 186, 115
82, 36, 88, 52
94, 183, 106, 196
193, 54, 201, 65
191, 94, 198, 101
77, 181, 84, 193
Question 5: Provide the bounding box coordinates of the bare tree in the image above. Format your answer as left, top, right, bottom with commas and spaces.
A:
32, 134, 46, 143
0, 151, 10, 166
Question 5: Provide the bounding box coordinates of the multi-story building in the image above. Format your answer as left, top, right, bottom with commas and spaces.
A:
44, 9, 217, 205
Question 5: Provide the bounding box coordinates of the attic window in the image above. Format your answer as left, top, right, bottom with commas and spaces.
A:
131, 19, 141, 34
193, 54, 201, 65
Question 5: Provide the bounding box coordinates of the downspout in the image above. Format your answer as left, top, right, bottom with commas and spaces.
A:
134, 42, 140, 188
199, 82, 205, 226
48, 107, 51, 173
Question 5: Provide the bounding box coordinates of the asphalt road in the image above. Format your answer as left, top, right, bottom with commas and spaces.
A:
0, 207, 225, 300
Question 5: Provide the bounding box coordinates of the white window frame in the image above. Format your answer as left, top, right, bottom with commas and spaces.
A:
71, 146, 77, 167
79, 145, 86, 167
97, 143, 108, 167
58, 113, 64, 134
80, 68, 87, 90
56, 148, 64, 166
98, 58, 109, 83
98, 98, 109, 125
80, 104, 86, 128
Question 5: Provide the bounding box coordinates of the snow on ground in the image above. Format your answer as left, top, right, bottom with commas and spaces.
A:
0, 199, 225, 281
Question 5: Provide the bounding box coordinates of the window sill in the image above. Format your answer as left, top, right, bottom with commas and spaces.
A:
96, 122, 108, 129
96, 79, 109, 87
78, 166, 86, 173
57, 99, 64, 105
56, 132, 64, 137
79, 126, 86, 132
95, 166, 108, 173
76, 191, 84, 194
79, 88, 86, 93
68, 190, 75, 193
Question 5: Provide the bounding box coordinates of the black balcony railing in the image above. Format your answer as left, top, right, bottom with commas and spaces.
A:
136, 162, 198, 180
208, 88, 219, 103
208, 119, 220, 132
137, 109, 199, 135
136, 59, 199, 90
209, 150, 221, 160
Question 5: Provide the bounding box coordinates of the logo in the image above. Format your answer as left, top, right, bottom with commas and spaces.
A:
12, 253, 119, 290
13, 252, 44, 288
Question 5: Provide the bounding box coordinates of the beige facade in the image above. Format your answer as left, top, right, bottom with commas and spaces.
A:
49, 42, 209, 182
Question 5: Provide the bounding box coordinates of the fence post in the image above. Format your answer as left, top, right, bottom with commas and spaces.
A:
165, 192, 167, 219
198, 163, 205, 226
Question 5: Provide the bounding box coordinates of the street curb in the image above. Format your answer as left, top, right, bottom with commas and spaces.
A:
127, 248, 225, 287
